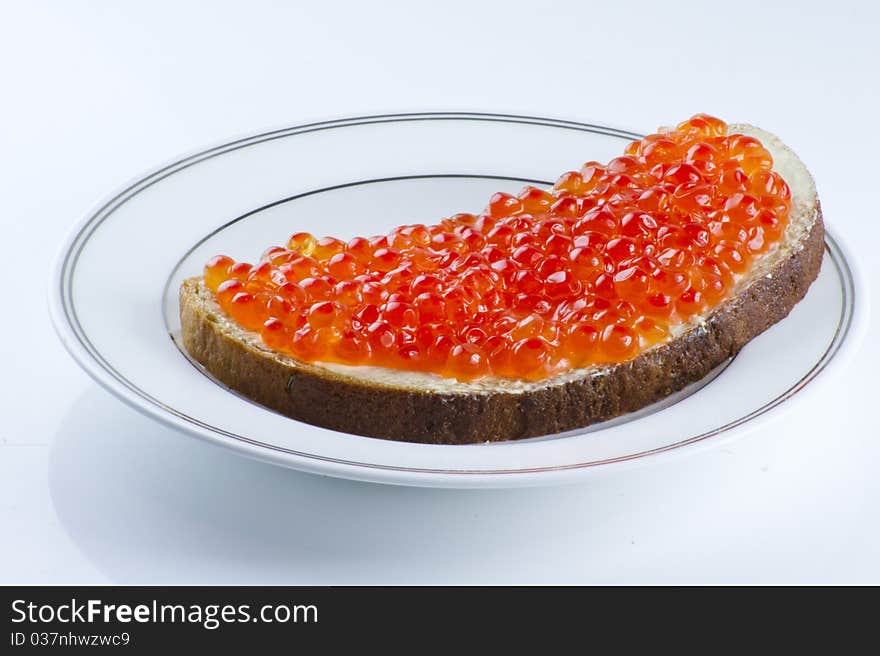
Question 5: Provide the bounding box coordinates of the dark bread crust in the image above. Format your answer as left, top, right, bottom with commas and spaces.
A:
179, 210, 824, 444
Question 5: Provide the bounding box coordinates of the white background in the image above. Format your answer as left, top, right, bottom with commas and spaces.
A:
2, 0, 877, 583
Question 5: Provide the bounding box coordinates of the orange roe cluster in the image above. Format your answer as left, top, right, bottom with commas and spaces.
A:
204, 114, 791, 382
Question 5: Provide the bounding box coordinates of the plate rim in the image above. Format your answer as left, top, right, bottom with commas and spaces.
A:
48, 111, 867, 487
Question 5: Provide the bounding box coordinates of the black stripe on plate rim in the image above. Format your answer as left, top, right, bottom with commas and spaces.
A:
56, 112, 856, 476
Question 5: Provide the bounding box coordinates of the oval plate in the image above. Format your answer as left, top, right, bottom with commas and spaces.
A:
50, 113, 862, 487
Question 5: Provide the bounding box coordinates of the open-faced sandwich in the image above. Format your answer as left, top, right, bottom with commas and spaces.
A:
180, 114, 823, 444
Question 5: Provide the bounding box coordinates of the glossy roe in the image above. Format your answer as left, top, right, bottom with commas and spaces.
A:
204, 115, 791, 381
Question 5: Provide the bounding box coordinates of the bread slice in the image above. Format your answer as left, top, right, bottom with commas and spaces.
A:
179, 124, 824, 444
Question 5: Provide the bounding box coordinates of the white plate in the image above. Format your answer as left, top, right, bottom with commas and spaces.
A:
50, 113, 863, 488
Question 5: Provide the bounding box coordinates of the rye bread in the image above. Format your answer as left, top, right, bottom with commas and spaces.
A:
179, 124, 824, 444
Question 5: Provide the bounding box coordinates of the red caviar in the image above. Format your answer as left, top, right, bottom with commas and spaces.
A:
204, 114, 790, 381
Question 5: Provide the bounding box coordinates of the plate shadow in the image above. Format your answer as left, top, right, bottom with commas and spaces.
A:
47, 388, 671, 584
